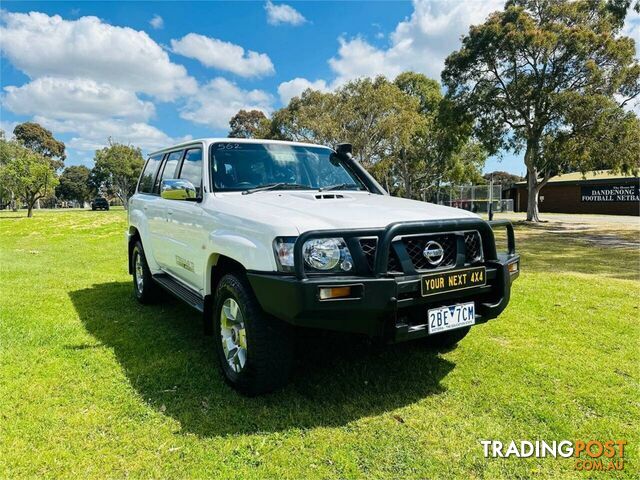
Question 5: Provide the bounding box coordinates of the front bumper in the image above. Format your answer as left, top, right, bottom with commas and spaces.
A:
247, 219, 519, 342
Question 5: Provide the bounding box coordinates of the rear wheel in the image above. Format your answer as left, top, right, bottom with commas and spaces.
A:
131, 240, 160, 304
214, 273, 293, 396
424, 326, 471, 350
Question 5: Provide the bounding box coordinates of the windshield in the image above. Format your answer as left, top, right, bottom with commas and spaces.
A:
211, 142, 366, 192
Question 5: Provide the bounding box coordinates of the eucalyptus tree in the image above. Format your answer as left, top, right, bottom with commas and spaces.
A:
442, 0, 640, 221
90, 141, 144, 210
228, 110, 270, 139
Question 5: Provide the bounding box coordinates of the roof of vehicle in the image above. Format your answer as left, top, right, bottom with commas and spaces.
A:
148, 138, 333, 156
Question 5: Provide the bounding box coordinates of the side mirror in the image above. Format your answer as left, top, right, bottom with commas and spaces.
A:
161, 179, 197, 201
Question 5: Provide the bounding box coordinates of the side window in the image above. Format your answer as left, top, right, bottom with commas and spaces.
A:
138, 154, 163, 193
179, 148, 203, 194
154, 150, 184, 193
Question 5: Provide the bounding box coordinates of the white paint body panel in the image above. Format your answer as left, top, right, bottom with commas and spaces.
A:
128, 138, 480, 296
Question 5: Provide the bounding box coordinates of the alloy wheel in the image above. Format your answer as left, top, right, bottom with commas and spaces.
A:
220, 297, 247, 373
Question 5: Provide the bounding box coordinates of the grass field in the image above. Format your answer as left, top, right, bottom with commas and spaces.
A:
1, 208, 638, 479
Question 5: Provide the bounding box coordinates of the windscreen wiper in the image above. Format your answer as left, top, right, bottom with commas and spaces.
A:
318, 183, 362, 192
242, 183, 312, 195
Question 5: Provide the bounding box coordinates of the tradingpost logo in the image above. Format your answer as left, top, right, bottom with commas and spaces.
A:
480, 439, 627, 471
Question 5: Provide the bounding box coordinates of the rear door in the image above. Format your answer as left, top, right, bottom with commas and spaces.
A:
134, 153, 165, 267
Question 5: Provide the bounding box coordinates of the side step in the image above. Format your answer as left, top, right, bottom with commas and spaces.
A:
153, 273, 205, 312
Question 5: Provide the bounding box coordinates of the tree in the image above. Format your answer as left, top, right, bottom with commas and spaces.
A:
13, 122, 66, 170
91, 141, 144, 210
388, 72, 485, 199
267, 89, 342, 144
228, 110, 270, 138
0, 137, 59, 217
57, 165, 92, 205
442, 0, 640, 221
268, 77, 423, 170
334, 77, 422, 170
483, 171, 524, 187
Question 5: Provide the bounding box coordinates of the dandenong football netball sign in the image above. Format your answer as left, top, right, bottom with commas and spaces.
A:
580, 184, 640, 202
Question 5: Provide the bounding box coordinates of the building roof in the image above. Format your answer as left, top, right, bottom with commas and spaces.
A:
515, 170, 639, 186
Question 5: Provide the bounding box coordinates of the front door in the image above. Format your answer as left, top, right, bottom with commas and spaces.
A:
153, 149, 185, 269
161, 147, 208, 291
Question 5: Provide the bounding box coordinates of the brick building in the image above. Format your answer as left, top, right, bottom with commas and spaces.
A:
506, 170, 640, 216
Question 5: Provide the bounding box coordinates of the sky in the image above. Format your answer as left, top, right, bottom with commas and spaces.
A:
1, 1, 639, 176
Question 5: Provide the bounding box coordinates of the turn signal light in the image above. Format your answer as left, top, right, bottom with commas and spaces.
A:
508, 262, 519, 274
319, 286, 352, 300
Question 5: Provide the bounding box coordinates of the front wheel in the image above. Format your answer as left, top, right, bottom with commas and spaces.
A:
424, 326, 471, 350
131, 241, 160, 304
214, 273, 293, 396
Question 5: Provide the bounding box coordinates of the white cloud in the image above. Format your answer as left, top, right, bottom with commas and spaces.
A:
35, 116, 191, 153
265, 1, 307, 26
329, 36, 401, 85
328, 0, 502, 84
149, 14, 164, 29
180, 78, 273, 129
0, 11, 196, 100
171, 33, 274, 77
0, 120, 18, 138
277, 77, 329, 104
3, 77, 155, 121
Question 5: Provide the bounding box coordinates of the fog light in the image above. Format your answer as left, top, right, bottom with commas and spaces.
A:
508, 261, 519, 273
319, 286, 352, 300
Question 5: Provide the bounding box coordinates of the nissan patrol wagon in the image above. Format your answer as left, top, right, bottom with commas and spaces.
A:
127, 139, 519, 395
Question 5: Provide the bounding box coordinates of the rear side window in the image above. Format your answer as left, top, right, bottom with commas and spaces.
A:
138, 154, 163, 193
179, 148, 203, 194
154, 150, 184, 193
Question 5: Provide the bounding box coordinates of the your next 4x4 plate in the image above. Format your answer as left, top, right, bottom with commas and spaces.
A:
421, 266, 486, 297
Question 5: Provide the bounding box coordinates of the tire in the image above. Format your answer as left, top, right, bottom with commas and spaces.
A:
213, 273, 293, 396
131, 240, 160, 304
424, 326, 471, 350
105, 206, 110, 211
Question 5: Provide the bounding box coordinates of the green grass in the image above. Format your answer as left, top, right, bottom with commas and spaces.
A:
1, 208, 638, 479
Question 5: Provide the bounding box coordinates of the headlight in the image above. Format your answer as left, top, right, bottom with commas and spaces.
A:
272, 237, 354, 273
303, 238, 353, 272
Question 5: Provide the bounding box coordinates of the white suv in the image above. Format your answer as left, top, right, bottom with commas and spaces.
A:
127, 138, 519, 395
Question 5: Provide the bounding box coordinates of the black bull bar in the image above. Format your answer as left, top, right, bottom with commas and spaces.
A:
293, 217, 516, 279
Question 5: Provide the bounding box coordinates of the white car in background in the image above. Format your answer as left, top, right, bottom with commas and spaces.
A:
127, 138, 519, 395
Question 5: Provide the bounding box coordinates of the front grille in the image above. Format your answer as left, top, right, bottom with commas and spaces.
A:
402, 234, 456, 270
359, 238, 377, 271
464, 231, 483, 263
358, 230, 483, 274
359, 238, 402, 272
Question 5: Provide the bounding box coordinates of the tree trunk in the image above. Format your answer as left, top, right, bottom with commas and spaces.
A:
526, 171, 540, 222
27, 203, 34, 218
524, 138, 541, 222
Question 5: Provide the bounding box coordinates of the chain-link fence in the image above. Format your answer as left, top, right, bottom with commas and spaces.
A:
430, 184, 513, 213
